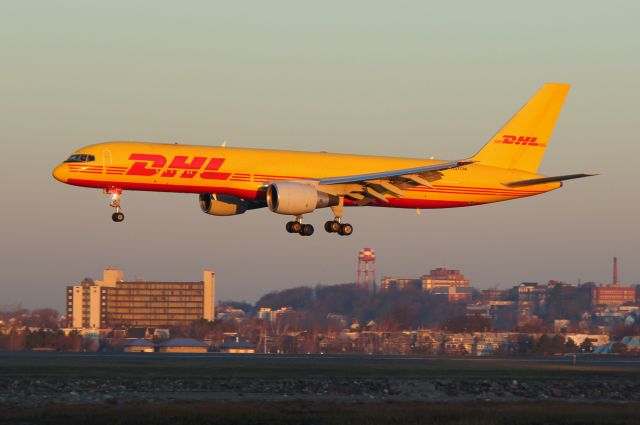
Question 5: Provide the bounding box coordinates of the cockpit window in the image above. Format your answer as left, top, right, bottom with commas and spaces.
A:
64, 154, 96, 163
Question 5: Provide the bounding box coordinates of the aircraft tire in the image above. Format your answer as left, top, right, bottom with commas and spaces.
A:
290, 221, 303, 234
339, 223, 353, 236
301, 224, 314, 236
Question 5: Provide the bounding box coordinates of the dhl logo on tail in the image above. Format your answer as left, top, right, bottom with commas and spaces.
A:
493, 135, 545, 147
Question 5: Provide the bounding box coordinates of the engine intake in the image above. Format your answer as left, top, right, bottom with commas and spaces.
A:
199, 194, 249, 216
266, 182, 338, 215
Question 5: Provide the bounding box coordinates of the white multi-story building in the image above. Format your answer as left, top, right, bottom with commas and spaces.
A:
66, 269, 215, 329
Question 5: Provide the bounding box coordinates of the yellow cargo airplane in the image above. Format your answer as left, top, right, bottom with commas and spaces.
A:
53, 83, 594, 236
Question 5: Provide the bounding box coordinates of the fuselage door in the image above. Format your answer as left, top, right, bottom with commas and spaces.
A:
102, 150, 113, 170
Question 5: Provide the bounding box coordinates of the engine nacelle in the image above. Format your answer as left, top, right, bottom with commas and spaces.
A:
266, 182, 338, 215
199, 194, 249, 216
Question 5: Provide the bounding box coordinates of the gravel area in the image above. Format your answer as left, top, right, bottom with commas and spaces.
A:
1, 377, 638, 407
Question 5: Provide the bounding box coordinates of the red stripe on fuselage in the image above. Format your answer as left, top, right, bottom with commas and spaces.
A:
65, 178, 497, 209
67, 178, 264, 200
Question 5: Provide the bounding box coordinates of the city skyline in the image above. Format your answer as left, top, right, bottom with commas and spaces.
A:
9, 255, 635, 313
1, 2, 639, 308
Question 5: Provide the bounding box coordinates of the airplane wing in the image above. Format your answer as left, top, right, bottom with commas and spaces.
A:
315, 159, 473, 204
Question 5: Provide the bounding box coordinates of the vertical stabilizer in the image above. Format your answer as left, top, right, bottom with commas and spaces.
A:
471, 83, 570, 173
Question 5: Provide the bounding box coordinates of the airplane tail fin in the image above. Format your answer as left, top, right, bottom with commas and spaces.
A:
471, 83, 570, 173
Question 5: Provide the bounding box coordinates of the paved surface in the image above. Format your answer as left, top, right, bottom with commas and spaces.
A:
2, 351, 640, 366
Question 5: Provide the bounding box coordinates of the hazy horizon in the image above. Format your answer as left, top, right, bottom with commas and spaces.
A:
1, 1, 639, 311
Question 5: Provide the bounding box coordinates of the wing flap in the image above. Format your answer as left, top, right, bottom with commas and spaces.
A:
404, 173, 434, 188
314, 159, 472, 202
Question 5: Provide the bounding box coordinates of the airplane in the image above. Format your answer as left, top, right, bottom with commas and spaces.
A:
52, 83, 594, 237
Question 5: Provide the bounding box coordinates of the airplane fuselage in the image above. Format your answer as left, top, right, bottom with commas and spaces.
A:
52, 141, 559, 209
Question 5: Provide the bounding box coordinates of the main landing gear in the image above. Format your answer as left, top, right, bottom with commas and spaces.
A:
325, 200, 353, 236
284, 216, 354, 237
324, 219, 353, 236
105, 188, 124, 222
286, 216, 314, 236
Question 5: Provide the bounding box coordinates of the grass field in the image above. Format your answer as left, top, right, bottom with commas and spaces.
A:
0, 353, 639, 381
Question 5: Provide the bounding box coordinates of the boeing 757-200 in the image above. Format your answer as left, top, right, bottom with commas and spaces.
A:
52, 83, 594, 236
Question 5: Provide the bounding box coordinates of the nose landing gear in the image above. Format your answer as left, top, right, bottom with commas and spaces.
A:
105, 188, 124, 222
112, 211, 124, 222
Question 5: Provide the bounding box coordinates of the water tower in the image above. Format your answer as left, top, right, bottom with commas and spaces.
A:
357, 248, 376, 290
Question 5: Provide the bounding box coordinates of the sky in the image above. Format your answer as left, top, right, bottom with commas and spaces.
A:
1, 1, 639, 310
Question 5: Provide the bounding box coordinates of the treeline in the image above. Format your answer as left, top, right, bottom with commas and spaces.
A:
256, 284, 467, 330
543, 284, 592, 323
513, 334, 594, 355
0, 329, 83, 352
0, 307, 61, 329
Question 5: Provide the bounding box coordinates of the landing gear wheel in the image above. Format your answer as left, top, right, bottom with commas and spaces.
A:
290, 221, 302, 234
286, 221, 296, 233
300, 224, 314, 236
112, 212, 125, 222
324, 220, 341, 233
338, 223, 353, 236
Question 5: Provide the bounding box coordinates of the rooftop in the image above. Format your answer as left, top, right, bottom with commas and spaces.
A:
158, 338, 209, 348
124, 338, 155, 347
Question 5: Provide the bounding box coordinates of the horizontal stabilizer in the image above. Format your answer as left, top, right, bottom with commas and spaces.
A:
504, 173, 597, 187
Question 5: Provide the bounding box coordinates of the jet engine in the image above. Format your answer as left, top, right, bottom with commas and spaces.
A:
199, 194, 249, 216
266, 182, 338, 215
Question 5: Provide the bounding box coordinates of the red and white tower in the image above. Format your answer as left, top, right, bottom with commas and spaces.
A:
357, 248, 376, 290
613, 256, 619, 287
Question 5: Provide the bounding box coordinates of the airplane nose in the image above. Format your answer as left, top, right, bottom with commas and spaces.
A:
52, 165, 67, 183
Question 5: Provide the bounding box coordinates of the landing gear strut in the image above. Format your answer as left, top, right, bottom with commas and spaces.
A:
286, 216, 314, 236
105, 188, 124, 222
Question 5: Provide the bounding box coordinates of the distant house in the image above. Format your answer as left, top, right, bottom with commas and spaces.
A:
220, 334, 256, 354
158, 338, 209, 353
123, 338, 156, 353
126, 327, 170, 340
126, 327, 150, 339
621, 336, 640, 351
